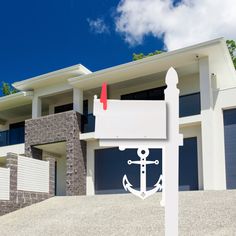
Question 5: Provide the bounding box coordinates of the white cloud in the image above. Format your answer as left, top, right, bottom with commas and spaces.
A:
115, 0, 236, 50
87, 18, 109, 34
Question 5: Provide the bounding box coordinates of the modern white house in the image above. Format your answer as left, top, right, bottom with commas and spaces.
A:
0, 37, 236, 198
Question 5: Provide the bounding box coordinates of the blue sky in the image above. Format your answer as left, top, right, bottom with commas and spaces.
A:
1, 0, 234, 91
0, 0, 164, 87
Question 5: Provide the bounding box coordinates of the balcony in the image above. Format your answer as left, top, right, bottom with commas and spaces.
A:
0, 127, 25, 147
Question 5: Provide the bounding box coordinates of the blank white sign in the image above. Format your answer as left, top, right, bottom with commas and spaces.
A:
94, 99, 166, 139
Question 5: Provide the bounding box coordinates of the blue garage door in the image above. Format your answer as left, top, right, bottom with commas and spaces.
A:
95, 137, 198, 193
224, 109, 236, 189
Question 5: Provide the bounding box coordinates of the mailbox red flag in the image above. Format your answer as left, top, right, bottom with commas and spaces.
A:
100, 82, 107, 110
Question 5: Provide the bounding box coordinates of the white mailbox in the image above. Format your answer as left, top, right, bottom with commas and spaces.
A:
93, 67, 183, 236
94, 99, 166, 140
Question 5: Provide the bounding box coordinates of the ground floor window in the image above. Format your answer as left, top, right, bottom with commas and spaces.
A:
95, 137, 198, 194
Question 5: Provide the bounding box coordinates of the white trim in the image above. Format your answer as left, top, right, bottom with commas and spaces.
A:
69, 38, 231, 89
13, 64, 91, 91
0, 91, 33, 102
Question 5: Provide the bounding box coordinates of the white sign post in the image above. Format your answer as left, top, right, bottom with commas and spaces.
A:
93, 67, 183, 236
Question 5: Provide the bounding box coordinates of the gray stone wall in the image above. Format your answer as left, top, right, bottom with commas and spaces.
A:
0, 153, 55, 216
25, 111, 86, 196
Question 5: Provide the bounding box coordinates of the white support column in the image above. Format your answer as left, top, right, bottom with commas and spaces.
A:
164, 68, 181, 236
73, 88, 83, 114
213, 108, 227, 190
32, 96, 42, 118
86, 141, 98, 195
199, 57, 215, 190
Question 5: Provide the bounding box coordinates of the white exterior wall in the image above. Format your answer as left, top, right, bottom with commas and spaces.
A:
86, 141, 97, 195
32, 82, 73, 118
17, 156, 49, 193
73, 88, 83, 114
198, 57, 236, 190
32, 82, 84, 116
199, 57, 217, 190
48, 96, 73, 115
0, 167, 10, 200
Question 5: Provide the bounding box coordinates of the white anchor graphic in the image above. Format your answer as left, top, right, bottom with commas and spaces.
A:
122, 148, 162, 200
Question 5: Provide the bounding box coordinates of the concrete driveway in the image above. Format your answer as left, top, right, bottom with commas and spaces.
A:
0, 190, 236, 236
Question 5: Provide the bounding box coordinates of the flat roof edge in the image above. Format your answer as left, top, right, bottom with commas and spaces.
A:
69, 38, 225, 85
13, 64, 91, 90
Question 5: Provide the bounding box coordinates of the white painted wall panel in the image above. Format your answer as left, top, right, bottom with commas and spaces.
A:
17, 156, 49, 193
0, 167, 10, 200
0, 144, 25, 157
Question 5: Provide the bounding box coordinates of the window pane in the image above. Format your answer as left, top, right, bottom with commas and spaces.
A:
179, 93, 201, 117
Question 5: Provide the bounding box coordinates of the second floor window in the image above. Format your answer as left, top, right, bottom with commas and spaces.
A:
54, 103, 73, 114
121, 87, 201, 117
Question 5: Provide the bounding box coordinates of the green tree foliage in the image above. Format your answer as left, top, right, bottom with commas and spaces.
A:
1, 82, 18, 96
133, 50, 163, 61
226, 39, 236, 69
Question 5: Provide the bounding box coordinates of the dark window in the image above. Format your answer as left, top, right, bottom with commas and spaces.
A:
81, 100, 96, 133
179, 137, 199, 190
95, 137, 199, 193
0, 130, 9, 147
54, 103, 73, 113
83, 100, 88, 116
95, 148, 162, 194
122, 87, 201, 117
179, 92, 201, 117
0, 121, 26, 146
54, 101, 90, 114
9, 121, 25, 145
223, 109, 236, 189
224, 109, 236, 126
121, 86, 166, 100
82, 114, 95, 133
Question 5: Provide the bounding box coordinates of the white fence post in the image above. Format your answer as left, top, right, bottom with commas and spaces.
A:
0, 167, 10, 200
164, 67, 182, 236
